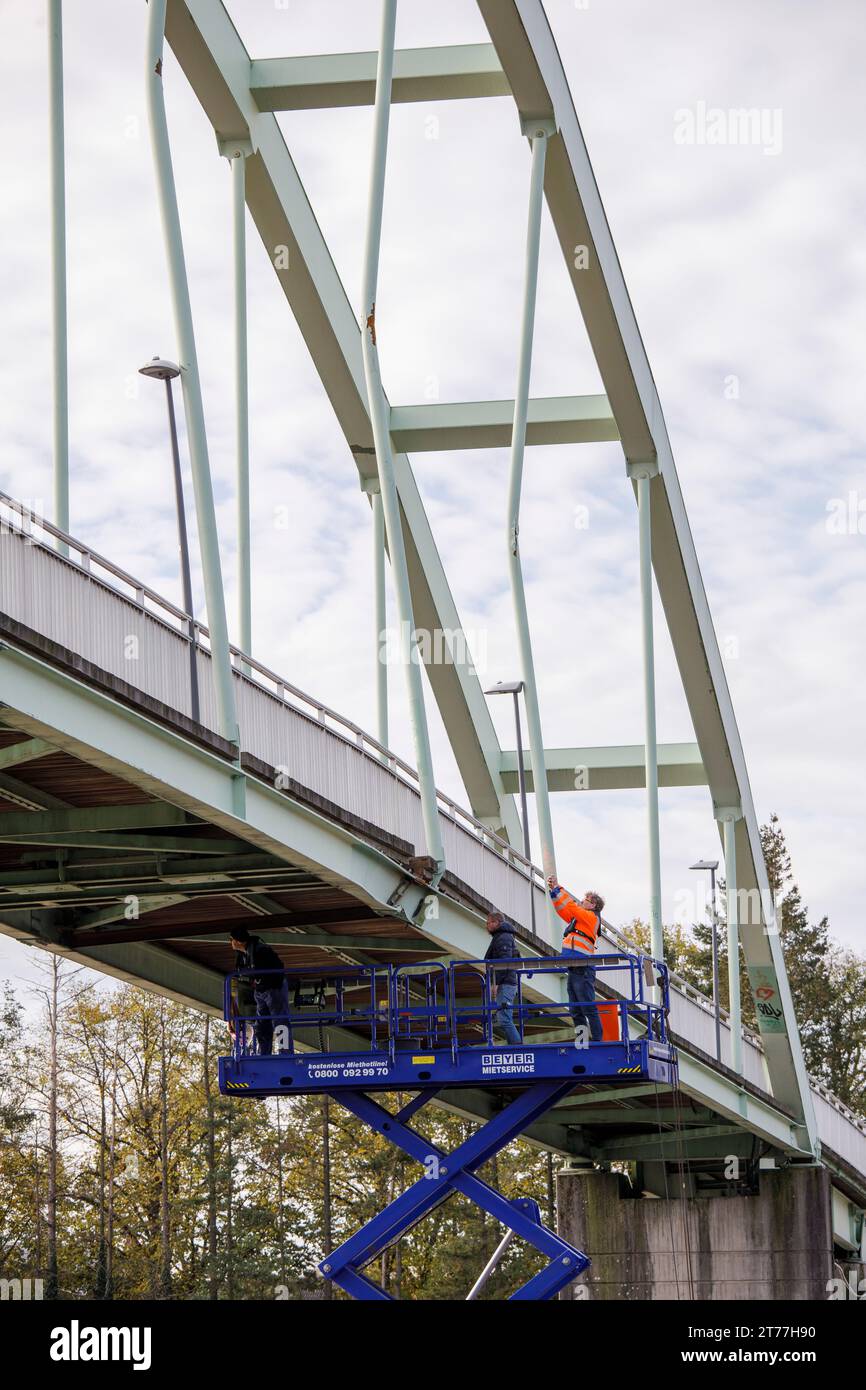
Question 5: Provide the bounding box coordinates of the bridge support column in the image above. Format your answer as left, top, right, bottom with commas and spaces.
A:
362, 477, 389, 751
220, 138, 254, 669
717, 805, 744, 1077
627, 457, 663, 976
359, 0, 444, 876
556, 1165, 833, 1300
48, 0, 69, 549
146, 0, 240, 747
506, 118, 559, 941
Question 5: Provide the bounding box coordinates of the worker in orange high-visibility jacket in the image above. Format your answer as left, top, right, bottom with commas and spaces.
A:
547, 876, 605, 1044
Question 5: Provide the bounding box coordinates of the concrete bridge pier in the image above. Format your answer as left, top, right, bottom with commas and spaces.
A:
556, 1165, 834, 1300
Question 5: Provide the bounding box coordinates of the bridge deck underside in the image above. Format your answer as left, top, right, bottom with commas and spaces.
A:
0, 727, 439, 972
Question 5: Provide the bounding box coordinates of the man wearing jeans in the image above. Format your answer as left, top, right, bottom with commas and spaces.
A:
484, 911, 520, 1046
547, 877, 605, 1044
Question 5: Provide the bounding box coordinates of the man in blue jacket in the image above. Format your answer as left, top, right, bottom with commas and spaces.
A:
484, 911, 521, 1045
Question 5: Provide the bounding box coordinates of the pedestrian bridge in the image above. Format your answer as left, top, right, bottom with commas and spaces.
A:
5, 0, 864, 1283
0, 506, 864, 1244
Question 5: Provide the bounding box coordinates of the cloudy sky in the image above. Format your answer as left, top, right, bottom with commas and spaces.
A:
0, 0, 863, 993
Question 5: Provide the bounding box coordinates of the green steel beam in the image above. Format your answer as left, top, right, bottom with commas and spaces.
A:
0, 832, 253, 855
593, 1132, 760, 1163
68, 910, 432, 951
0, 738, 56, 770
0, 770, 68, 810
595, 1124, 743, 1158
0, 850, 300, 889
48, 0, 69, 541
228, 143, 252, 664
359, 0, 444, 879
388, 395, 617, 453
506, 124, 558, 928
250, 43, 510, 111
167, 931, 445, 952
73, 896, 189, 931
73, 940, 225, 1011
500, 742, 706, 793
369, 483, 388, 747
555, 1084, 657, 1107
831, 1186, 864, 1252
226, 892, 305, 916
629, 464, 664, 973
0, 805, 190, 835
550, 1107, 715, 1126
674, 1054, 806, 1156
146, 0, 238, 746
0, 875, 318, 909
723, 811, 744, 1077
0, 882, 311, 910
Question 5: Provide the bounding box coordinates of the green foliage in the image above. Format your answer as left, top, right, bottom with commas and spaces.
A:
0, 983, 31, 1136
0, 979, 559, 1300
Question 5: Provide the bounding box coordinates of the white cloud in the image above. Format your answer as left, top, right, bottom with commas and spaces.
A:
0, 0, 862, 986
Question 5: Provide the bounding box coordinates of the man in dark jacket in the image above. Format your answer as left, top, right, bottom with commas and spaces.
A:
483, 912, 521, 1045
229, 927, 290, 1056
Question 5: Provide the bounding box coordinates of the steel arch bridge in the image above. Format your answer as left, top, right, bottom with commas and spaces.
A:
2, 0, 864, 1291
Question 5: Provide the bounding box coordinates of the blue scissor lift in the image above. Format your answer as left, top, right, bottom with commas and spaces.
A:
219, 951, 677, 1300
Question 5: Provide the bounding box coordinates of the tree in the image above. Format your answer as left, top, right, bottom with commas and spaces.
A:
621, 816, 865, 1119
761, 814, 834, 1078
820, 948, 866, 1113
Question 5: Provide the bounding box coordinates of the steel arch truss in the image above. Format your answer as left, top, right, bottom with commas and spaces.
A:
163, 0, 817, 1152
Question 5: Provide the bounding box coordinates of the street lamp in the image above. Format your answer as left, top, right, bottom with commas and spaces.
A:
485, 679, 536, 934
690, 858, 721, 1060
138, 357, 200, 724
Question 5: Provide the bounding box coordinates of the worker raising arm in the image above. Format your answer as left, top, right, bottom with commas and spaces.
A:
547, 876, 605, 1045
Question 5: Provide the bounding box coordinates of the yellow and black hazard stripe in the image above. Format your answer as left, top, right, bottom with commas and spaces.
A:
616, 1065, 642, 1074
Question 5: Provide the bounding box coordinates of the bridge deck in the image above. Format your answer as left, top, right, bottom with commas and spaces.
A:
0, 503, 864, 1198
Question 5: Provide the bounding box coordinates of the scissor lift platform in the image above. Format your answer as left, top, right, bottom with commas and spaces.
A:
221, 1035, 676, 1096
219, 952, 677, 1299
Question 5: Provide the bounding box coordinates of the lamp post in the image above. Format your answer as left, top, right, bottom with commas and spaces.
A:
690, 858, 720, 1060
138, 357, 200, 724
485, 680, 536, 934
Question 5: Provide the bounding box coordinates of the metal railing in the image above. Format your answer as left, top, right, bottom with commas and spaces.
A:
810, 1076, 866, 1137
0, 491, 543, 888
224, 951, 672, 1060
